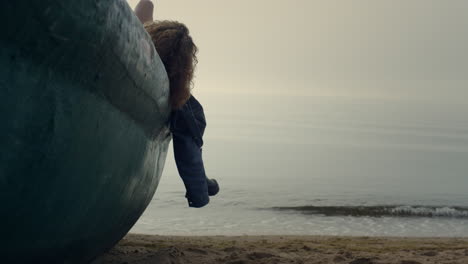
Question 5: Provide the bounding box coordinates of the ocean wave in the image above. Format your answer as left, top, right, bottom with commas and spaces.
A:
270, 205, 468, 218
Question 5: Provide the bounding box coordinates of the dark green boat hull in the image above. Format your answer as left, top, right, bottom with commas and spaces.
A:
0, 1, 170, 263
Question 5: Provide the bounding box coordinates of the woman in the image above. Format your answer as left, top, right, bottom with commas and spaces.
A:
135, 0, 219, 208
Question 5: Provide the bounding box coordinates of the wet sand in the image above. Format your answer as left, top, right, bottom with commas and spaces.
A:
93, 234, 468, 264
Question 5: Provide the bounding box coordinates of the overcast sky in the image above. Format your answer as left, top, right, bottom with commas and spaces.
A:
127, 0, 468, 103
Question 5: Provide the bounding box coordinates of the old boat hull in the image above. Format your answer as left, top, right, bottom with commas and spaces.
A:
0, 0, 170, 263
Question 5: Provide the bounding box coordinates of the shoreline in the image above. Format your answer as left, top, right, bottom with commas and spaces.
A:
94, 234, 468, 264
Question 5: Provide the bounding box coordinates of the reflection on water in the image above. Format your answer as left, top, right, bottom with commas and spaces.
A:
132, 95, 468, 236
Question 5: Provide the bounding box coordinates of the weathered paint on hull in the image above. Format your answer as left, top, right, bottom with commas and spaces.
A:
0, 0, 171, 263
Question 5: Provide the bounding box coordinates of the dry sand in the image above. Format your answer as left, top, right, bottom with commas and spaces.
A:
93, 234, 468, 264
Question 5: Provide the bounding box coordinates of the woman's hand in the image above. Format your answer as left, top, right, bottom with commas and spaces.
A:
135, 0, 154, 24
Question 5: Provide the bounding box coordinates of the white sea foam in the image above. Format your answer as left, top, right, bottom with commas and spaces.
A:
391, 206, 468, 218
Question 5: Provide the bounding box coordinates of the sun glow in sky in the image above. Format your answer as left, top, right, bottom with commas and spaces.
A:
128, 0, 468, 103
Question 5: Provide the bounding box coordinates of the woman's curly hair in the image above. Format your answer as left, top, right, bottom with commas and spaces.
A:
144, 21, 198, 110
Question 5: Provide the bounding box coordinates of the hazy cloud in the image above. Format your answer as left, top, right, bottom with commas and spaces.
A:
128, 0, 468, 102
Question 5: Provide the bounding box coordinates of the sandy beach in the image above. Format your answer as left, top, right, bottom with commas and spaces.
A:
93, 234, 468, 264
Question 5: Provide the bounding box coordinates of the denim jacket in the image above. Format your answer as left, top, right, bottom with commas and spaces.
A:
169, 96, 209, 207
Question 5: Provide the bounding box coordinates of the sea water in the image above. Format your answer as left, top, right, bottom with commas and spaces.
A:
131, 94, 468, 237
